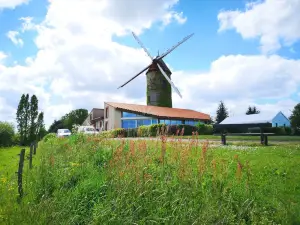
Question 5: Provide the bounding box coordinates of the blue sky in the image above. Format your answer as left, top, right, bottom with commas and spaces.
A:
0, 0, 299, 125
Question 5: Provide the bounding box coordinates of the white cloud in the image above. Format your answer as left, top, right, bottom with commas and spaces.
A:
169, 54, 300, 118
19, 17, 37, 32
0, 0, 299, 129
6, 31, 24, 47
218, 0, 300, 53
0, 51, 6, 62
0, 0, 188, 127
0, 0, 29, 9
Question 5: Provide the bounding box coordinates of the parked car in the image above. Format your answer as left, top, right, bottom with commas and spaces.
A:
57, 129, 72, 138
78, 126, 98, 135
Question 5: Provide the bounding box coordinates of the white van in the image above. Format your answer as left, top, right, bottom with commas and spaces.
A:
57, 129, 72, 137
78, 126, 98, 135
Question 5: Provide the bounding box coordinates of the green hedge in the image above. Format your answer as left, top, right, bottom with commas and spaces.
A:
248, 127, 292, 135
0, 121, 15, 147
99, 128, 127, 138
97, 124, 214, 138
195, 123, 213, 135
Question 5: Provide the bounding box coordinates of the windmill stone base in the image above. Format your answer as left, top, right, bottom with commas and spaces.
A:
146, 63, 172, 108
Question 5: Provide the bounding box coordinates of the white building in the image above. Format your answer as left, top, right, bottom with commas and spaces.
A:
219, 111, 291, 127
83, 102, 211, 131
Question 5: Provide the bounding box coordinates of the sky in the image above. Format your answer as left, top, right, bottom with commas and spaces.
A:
0, 0, 300, 128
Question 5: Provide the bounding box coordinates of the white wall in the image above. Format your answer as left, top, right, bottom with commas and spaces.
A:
103, 103, 121, 130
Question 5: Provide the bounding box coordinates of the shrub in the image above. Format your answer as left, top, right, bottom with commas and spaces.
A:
110, 128, 126, 137
137, 125, 149, 137
0, 121, 15, 147
12, 133, 20, 145
137, 124, 166, 137
292, 128, 300, 135
125, 128, 138, 137
98, 128, 126, 138
176, 124, 197, 135
263, 127, 286, 135
195, 123, 213, 135
42, 133, 57, 143
136, 124, 196, 137
284, 127, 292, 135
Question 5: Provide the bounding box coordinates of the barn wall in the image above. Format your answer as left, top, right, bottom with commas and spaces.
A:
272, 112, 291, 127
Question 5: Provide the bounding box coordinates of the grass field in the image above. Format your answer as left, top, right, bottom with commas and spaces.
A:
177, 135, 300, 142
0, 135, 300, 224
0, 146, 29, 179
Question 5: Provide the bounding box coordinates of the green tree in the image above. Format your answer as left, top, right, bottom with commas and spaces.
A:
48, 120, 64, 133
36, 112, 47, 140
23, 94, 30, 144
246, 106, 260, 115
0, 121, 15, 147
289, 103, 300, 134
215, 101, 229, 124
16, 94, 26, 145
62, 109, 88, 130
29, 95, 39, 143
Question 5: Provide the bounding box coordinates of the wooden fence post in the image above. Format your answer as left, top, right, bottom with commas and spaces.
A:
33, 141, 37, 155
16, 149, 25, 200
29, 143, 33, 169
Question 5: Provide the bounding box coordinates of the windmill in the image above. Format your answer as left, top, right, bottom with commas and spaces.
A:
117, 31, 194, 108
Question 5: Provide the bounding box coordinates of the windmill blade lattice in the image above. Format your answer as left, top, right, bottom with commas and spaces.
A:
157, 63, 182, 98
157, 33, 194, 60
132, 32, 153, 60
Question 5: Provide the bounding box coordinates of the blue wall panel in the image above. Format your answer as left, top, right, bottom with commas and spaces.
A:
272, 112, 291, 127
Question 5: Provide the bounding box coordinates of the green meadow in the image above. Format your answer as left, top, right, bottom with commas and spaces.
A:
0, 134, 299, 224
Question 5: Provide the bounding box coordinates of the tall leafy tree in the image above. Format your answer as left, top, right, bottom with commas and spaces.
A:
215, 101, 229, 124
246, 106, 260, 115
62, 109, 88, 130
16, 94, 26, 145
48, 120, 64, 133
36, 112, 47, 140
23, 94, 30, 144
29, 95, 39, 142
289, 103, 300, 134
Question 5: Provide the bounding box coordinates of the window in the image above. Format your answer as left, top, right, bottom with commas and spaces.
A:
122, 112, 139, 117
164, 120, 171, 125
143, 119, 151, 126
150, 92, 157, 102
185, 120, 197, 126
105, 107, 109, 118
275, 123, 278, 127
171, 120, 182, 125
152, 119, 158, 124
137, 119, 151, 127
105, 121, 108, 130
122, 120, 136, 129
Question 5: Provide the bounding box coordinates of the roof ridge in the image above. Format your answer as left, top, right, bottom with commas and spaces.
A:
105, 101, 209, 115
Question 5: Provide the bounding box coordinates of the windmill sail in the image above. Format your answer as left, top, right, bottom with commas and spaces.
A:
157, 33, 194, 60
157, 63, 182, 98
117, 64, 152, 89
132, 32, 153, 60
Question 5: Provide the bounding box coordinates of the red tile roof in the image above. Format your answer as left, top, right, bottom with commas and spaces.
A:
105, 102, 210, 120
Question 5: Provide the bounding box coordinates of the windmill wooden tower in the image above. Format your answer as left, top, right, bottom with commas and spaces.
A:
118, 32, 194, 108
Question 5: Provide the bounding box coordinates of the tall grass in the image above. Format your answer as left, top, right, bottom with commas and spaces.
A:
0, 133, 299, 224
